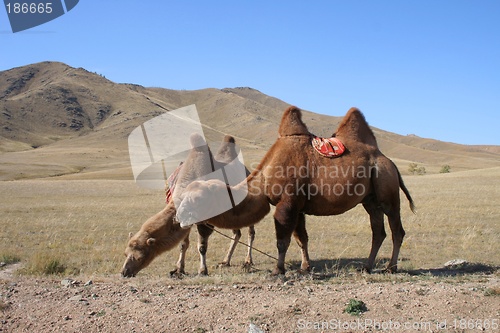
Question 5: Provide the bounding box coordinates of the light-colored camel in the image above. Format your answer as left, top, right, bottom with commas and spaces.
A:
177, 106, 415, 274
121, 135, 256, 277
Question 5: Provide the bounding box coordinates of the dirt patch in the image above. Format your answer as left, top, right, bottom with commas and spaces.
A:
1, 267, 499, 332
0, 263, 22, 281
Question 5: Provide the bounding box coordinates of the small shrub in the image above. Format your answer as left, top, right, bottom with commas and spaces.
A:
408, 163, 418, 175
408, 163, 426, 175
344, 299, 368, 316
440, 165, 451, 173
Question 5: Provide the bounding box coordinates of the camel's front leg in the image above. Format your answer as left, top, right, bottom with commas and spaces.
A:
293, 213, 310, 272
170, 230, 190, 276
273, 200, 299, 275
196, 223, 214, 275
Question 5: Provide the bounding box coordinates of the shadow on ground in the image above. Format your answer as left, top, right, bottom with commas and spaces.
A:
286, 258, 499, 280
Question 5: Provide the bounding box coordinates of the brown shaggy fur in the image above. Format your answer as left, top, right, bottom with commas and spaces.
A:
178, 106, 415, 274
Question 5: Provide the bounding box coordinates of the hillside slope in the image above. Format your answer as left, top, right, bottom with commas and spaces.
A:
1, 62, 499, 180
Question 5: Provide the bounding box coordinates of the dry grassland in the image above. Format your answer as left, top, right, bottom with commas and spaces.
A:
0, 167, 498, 281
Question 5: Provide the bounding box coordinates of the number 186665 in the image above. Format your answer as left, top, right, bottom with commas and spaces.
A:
5, 2, 53, 14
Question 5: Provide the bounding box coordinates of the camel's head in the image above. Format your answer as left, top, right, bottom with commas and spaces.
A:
175, 179, 228, 227
121, 231, 157, 277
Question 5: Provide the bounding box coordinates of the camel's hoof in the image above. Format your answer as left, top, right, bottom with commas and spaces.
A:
217, 262, 231, 268
384, 266, 398, 274
271, 267, 286, 276
169, 269, 186, 278
297, 268, 310, 275
241, 262, 253, 272
198, 269, 209, 276
360, 266, 372, 274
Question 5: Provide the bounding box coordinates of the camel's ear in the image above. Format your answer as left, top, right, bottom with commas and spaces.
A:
223, 135, 235, 143
146, 238, 156, 246
129, 232, 133, 239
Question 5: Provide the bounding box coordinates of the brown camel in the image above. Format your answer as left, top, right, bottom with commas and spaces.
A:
121, 135, 257, 277
177, 106, 415, 274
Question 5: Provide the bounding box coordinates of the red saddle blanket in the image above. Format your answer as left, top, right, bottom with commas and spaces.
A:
311, 136, 346, 157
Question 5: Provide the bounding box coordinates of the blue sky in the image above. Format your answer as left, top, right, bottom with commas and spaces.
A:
1, 1, 499, 145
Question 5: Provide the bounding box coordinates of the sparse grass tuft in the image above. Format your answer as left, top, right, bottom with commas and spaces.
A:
484, 287, 500, 296
20, 253, 67, 276
43, 259, 66, 275
0, 253, 21, 265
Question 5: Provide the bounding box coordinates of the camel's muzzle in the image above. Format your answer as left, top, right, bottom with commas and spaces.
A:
121, 267, 136, 278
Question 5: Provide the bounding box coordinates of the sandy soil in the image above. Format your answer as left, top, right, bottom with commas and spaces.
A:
1, 264, 499, 333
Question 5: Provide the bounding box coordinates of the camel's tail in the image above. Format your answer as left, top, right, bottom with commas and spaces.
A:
395, 163, 416, 213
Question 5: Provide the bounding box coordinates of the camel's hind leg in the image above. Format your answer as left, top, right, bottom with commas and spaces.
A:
170, 230, 190, 276
363, 199, 386, 273
196, 223, 214, 275
371, 157, 406, 273
219, 229, 242, 267
244, 226, 256, 267
386, 210, 405, 273
293, 213, 310, 272
220, 227, 256, 267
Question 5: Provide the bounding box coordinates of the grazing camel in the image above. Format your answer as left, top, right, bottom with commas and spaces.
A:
177, 106, 415, 274
121, 135, 256, 277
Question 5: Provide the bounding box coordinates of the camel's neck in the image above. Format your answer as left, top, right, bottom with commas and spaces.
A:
146, 203, 190, 253
212, 170, 270, 228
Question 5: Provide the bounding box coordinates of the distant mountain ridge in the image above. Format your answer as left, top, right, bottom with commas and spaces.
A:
1, 61, 499, 181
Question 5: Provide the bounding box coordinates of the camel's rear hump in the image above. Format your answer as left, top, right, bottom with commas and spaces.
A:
335, 108, 378, 147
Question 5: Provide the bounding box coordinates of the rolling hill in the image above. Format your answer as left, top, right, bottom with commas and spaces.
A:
1, 61, 499, 181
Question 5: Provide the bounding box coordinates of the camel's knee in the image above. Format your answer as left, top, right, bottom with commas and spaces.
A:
293, 227, 308, 242
389, 218, 405, 243
180, 239, 190, 251
373, 229, 387, 243
198, 245, 207, 256
276, 239, 290, 254
232, 229, 242, 241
